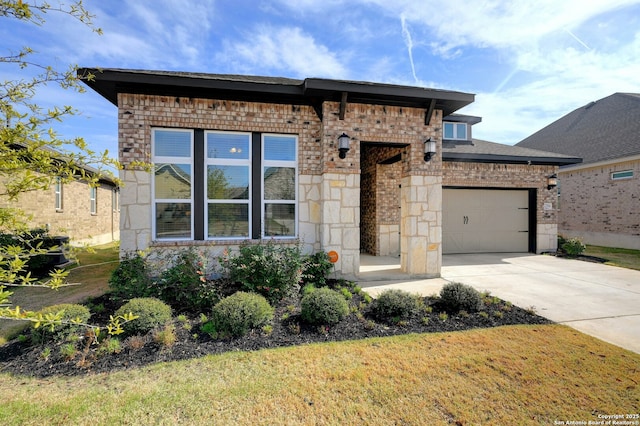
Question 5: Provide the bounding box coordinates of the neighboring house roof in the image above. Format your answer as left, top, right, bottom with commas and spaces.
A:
8, 143, 118, 187
442, 139, 581, 166
78, 68, 475, 118
516, 93, 640, 165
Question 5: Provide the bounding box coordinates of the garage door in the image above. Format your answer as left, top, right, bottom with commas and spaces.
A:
443, 189, 529, 254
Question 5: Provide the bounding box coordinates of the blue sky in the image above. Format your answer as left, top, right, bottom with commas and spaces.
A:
3, 0, 640, 159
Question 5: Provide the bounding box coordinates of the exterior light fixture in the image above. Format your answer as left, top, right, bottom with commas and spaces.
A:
424, 137, 436, 162
338, 133, 350, 159
547, 173, 558, 190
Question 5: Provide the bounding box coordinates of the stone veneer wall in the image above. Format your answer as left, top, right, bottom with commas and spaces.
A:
442, 161, 559, 253
118, 93, 443, 277
558, 159, 640, 250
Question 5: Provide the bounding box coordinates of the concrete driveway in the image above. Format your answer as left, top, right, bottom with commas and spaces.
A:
360, 253, 640, 354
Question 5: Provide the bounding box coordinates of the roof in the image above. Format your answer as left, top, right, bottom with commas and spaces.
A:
516, 93, 640, 164
78, 68, 475, 118
443, 139, 582, 166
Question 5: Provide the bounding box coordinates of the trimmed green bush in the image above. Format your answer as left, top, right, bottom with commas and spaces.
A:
439, 282, 482, 313
220, 242, 303, 303
560, 236, 586, 257
108, 253, 154, 300
369, 289, 421, 323
300, 287, 349, 326
34, 303, 91, 340
301, 251, 334, 287
115, 297, 172, 336
212, 292, 274, 338
157, 250, 219, 313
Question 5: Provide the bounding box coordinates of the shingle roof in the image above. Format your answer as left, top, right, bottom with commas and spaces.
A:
516, 93, 640, 164
443, 139, 581, 165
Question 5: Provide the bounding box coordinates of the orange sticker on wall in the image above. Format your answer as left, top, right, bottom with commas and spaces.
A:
327, 251, 339, 263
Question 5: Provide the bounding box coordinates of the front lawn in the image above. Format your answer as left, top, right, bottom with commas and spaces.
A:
584, 245, 640, 271
1, 324, 638, 425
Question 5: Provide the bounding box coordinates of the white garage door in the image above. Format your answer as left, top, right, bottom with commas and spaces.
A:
443, 189, 529, 254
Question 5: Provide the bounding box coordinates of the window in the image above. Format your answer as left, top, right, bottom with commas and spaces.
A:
54, 177, 63, 211
152, 128, 297, 241
206, 131, 251, 238
90, 186, 97, 215
263, 134, 297, 237
112, 189, 120, 212
152, 129, 194, 240
444, 122, 467, 140
611, 170, 634, 180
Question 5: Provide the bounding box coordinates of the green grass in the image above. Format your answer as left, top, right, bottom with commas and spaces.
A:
0, 242, 119, 342
1, 325, 638, 425
584, 245, 640, 271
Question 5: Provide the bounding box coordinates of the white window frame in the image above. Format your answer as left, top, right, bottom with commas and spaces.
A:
205, 130, 252, 240
261, 133, 298, 239
90, 186, 97, 215
151, 128, 194, 241
611, 170, 634, 180
54, 177, 63, 211
112, 188, 120, 212
444, 122, 468, 140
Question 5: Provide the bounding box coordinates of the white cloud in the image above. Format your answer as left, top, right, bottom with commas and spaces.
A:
218, 26, 348, 78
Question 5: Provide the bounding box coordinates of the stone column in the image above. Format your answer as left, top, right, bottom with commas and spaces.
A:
401, 174, 442, 277
320, 172, 360, 279
119, 169, 152, 256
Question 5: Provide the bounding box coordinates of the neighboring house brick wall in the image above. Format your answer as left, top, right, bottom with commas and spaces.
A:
0, 178, 119, 246
442, 162, 559, 252
559, 159, 640, 249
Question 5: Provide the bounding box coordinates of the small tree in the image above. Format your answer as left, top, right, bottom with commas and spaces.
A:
0, 1, 128, 335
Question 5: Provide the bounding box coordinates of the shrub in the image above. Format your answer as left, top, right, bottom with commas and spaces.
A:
109, 253, 154, 300
369, 289, 421, 323
439, 282, 483, 313
115, 298, 172, 336
156, 250, 219, 313
560, 236, 586, 257
300, 287, 349, 326
301, 252, 334, 287
212, 292, 274, 338
34, 303, 91, 341
221, 242, 304, 303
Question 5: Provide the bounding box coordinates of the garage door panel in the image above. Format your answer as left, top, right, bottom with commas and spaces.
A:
443, 189, 530, 254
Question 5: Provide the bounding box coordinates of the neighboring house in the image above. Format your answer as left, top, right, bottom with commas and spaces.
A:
0, 147, 120, 246
81, 68, 578, 278
517, 93, 640, 250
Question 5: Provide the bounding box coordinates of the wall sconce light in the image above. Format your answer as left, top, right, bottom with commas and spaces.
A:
338, 133, 350, 159
424, 138, 437, 162
547, 173, 558, 190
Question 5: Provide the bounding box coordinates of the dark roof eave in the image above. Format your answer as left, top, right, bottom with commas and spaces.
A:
443, 153, 583, 166
79, 68, 475, 114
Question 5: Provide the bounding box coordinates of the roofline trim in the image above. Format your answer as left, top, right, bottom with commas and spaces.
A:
443, 152, 583, 166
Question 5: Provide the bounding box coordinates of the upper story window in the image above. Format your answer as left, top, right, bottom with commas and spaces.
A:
444, 122, 468, 140
611, 170, 633, 180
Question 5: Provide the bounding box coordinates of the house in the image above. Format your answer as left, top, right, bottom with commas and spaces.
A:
517, 93, 640, 250
0, 147, 120, 246
80, 68, 579, 278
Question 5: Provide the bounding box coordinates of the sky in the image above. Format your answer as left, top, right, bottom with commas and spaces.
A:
2, 0, 640, 159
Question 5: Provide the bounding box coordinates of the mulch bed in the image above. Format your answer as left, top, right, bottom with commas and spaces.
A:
0, 285, 552, 378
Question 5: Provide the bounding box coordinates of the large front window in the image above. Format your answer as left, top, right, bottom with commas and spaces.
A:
152, 129, 193, 240
152, 128, 297, 241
